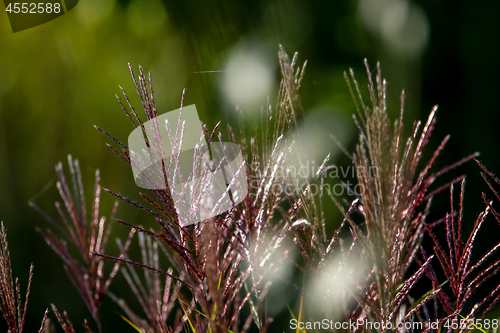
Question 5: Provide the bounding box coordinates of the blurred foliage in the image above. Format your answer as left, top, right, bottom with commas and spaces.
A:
0, 0, 499, 331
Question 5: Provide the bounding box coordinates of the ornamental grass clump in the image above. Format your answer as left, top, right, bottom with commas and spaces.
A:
2, 46, 500, 332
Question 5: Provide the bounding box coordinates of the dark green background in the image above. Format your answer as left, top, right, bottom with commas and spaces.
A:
1, 0, 500, 331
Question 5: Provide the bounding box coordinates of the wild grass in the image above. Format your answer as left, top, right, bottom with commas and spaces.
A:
2, 46, 500, 332
0, 222, 39, 333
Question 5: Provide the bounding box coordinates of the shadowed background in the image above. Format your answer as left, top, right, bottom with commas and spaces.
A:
1, 0, 499, 331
